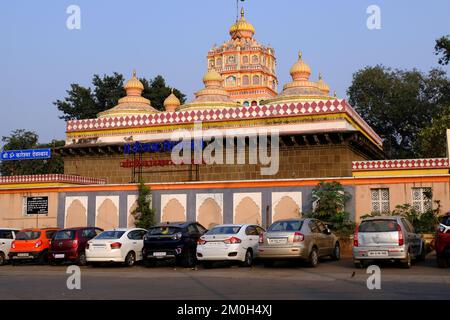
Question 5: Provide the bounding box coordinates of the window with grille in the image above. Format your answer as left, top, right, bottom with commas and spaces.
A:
370, 188, 390, 214
412, 187, 432, 213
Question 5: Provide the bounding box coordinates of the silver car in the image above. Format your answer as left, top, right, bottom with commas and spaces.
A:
257, 219, 340, 267
353, 215, 426, 268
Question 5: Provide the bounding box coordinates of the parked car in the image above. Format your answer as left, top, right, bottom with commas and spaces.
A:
85, 228, 147, 267
435, 212, 450, 268
196, 224, 265, 268
258, 218, 340, 267
353, 215, 426, 268
49, 227, 103, 266
0, 228, 20, 265
143, 221, 207, 268
9, 228, 60, 264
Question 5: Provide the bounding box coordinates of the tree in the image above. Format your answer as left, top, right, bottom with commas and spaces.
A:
435, 35, 450, 65
0, 129, 64, 176
132, 180, 156, 229
347, 66, 450, 158
55, 73, 186, 120
415, 105, 450, 157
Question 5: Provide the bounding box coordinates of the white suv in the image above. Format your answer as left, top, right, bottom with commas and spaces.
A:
0, 228, 20, 265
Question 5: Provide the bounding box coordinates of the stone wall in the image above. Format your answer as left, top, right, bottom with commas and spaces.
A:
63, 143, 368, 184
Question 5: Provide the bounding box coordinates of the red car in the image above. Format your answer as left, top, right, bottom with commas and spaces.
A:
436, 212, 450, 268
49, 227, 103, 266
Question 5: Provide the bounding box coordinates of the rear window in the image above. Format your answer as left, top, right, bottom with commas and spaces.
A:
207, 226, 241, 235
440, 216, 450, 227
96, 231, 125, 239
0, 230, 14, 239
268, 221, 303, 232
359, 220, 398, 232
147, 226, 181, 235
54, 230, 76, 240
16, 231, 41, 240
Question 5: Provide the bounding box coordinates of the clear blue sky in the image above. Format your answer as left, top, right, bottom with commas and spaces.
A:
0, 0, 449, 145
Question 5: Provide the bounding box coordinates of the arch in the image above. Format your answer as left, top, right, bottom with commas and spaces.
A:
252, 55, 259, 63
243, 101, 250, 107
216, 58, 222, 67
251, 100, 258, 106
128, 201, 138, 228
226, 76, 236, 86
234, 196, 261, 225
242, 56, 249, 64
65, 199, 87, 228
242, 75, 250, 85
96, 199, 119, 230
197, 198, 222, 229
252, 75, 260, 85
162, 198, 186, 223
273, 196, 301, 222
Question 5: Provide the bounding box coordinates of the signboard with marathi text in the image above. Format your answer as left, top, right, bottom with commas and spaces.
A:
1, 148, 51, 161
25, 196, 49, 215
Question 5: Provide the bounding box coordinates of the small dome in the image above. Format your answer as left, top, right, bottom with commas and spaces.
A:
203, 68, 223, 84
164, 90, 181, 112
124, 70, 144, 91
316, 73, 330, 95
229, 8, 255, 39
290, 51, 311, 81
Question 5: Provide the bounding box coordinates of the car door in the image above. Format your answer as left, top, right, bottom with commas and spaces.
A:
0, 230, 15, 258
245, 226, 260, 254
308, 220, 326, 256
316, 220, 334, 255
132, 230, 146, 260
402, 218, 420, 256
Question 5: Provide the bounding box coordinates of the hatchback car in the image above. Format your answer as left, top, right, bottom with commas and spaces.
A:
49, 227, 103, 266
0, 228, 20, 265
258, 219, 340, 267
435, 212, 450, 268
353, 216, 426, 268
85, 228, 147, 267
196, 224, 265, 268
143, 221, 207, 268
9, 228, 60, 264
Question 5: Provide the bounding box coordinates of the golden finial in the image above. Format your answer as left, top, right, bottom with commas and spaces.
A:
132, 69, 136, 78
333, 91, 337, 98
298, 51, 302, 60
241, 7, 245, 18
171, 88, 174, 94
318, 72, 323, 80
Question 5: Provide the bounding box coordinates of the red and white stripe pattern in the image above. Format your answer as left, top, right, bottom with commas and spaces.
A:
0, 174, 106, 185
352, 158, 450, 171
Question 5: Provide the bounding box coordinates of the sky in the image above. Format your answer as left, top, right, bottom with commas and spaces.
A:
0, 0, 449, 145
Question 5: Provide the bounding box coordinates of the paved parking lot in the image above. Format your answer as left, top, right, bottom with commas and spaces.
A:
0, 255, 449, 300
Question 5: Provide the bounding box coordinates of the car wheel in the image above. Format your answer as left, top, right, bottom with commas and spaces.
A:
263, 260, 274, 268
180, 249, 195, 268
125, 251, 136, 267
0, 252, 5, 266
77, 252, 87, 266
240, 250, 253, 268
437, 254, 448, 268
38, 250, 49, 265
331, 242, 340, 261
400, 252, 411, 269
307, 247, 319, 268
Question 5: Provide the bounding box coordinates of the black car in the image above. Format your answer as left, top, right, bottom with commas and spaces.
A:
142, 221, 207, 268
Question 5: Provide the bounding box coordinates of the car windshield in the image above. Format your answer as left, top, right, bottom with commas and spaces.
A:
96, 231, 125, 239
359, 220, 398, 232
147, 226, 181, 235
268, 221, 303, 232
440, 216, 450, 227
15, 231, 41, 240
54, 230, 76, 240
207, 226, 241, 235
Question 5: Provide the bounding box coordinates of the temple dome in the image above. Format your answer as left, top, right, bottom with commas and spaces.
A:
229, 8, 255, 39
316, 73, 330, 95
124, 70, 144, 91
203, 68, 223, 83
163, 90, 181, 112
290, 52, 311, 81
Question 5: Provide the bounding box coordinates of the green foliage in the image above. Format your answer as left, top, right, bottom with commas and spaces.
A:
347, 66, 450, 158
0, 129, 64, 176
54, 73, 186, 120
435, 35, 450, 65
415, 105, 450, 158
132, 180, 156, 229
308, 181, 355, 237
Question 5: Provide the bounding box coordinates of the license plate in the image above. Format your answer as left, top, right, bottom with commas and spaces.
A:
54, 254, 65, 259
268, 238, 287, 244
17, 253, 29, 257
206, 241, 222, 246
153, 252, 166, 257
368, 250, 388, 257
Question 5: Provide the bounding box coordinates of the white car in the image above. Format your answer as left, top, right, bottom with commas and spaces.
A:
0, 228, 20, 265
196, 224, 265, 268
86, 228, 147, 267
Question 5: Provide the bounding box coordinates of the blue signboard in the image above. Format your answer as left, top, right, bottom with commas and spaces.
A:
1, 148, 51, 161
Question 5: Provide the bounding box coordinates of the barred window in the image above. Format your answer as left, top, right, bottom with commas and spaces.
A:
412, 187, 432, 213
370, 188, 390, 214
